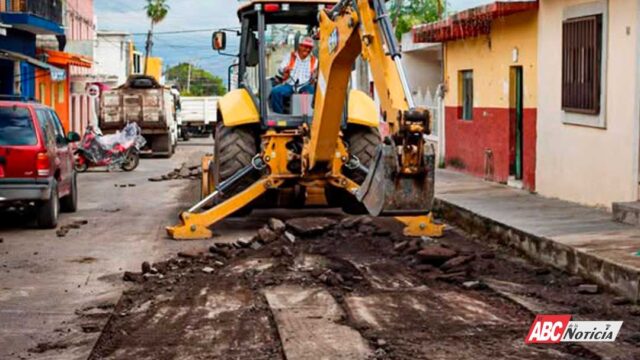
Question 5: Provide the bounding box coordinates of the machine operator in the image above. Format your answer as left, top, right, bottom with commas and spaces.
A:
270, 37, 317, 114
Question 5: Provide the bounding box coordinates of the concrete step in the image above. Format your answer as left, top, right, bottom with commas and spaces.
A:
613, 201, 640, 226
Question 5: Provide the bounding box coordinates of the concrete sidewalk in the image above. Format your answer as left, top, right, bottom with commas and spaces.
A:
434, 169, 640, 302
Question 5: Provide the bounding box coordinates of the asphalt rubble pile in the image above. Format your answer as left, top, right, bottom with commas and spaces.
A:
121, 215, 485, 290
148, 162, 202, 182
89, 215, 640, 359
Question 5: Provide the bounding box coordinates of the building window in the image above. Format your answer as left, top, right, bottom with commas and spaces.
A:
562, 15, 602, 115
459, 70, 473, 120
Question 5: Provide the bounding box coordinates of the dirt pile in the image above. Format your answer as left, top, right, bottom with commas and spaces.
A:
89, 216, 640, 360
148, 162, 201, 182
56, 219, 89, 237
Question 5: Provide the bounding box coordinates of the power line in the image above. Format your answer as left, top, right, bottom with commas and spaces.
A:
130, 27, 239, 36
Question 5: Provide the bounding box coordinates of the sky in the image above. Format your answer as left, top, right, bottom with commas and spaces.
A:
95, 0, 491, 80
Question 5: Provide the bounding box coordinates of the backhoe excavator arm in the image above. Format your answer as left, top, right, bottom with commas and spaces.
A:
309, 0, 434, 215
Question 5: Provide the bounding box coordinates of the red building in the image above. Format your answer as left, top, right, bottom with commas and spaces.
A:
414, 1, 538, 190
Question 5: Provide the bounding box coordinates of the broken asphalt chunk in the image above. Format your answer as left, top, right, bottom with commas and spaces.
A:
283, 231, 295, 243
268, 218, 286, 234
286, 217, 337, 236
416, 246, 457, 266
258, 226, 278, 243
439, 255, 475, 271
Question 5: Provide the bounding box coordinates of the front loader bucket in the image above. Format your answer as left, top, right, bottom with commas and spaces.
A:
356, 143, 435, 216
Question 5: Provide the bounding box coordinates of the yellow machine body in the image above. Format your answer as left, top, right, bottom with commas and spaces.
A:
167, 0, 442, 240
217, 88, 260, 127
217, 87, 378, 129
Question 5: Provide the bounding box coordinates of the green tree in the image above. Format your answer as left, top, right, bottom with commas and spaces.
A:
144, 0, 170, 74
166, 63, 227, 96
388, 0, 445, 39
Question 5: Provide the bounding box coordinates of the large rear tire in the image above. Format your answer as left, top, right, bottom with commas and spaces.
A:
213, 122, 258, 216
329, 126, 381, 215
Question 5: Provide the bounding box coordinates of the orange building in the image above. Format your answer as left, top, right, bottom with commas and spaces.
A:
35, 50, 91, 131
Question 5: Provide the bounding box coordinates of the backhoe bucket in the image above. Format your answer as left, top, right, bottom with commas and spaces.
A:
356, 143, 435, 216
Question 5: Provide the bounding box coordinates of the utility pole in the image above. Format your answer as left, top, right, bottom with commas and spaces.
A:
144, 29, 153, 75
186, 63, 192, 93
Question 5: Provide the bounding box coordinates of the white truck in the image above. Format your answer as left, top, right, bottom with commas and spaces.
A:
177, 96, 218, 140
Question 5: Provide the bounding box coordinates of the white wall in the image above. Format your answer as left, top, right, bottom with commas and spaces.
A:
537, 0, 640, 208
94, 32, 129, 87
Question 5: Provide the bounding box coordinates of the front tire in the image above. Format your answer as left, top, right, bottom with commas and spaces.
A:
37, 180, 60, 229
213, 122, 258, 216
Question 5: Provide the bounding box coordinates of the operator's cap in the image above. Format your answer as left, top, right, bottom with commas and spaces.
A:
300, 37, 314, 48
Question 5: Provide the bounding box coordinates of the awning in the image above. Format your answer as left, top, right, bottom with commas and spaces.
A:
0, 49, 66, 80
42, 49, 92, 68
413, 1, 538, 43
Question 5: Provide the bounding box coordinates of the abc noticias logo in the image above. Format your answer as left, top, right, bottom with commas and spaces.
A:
525, 315, 623, 344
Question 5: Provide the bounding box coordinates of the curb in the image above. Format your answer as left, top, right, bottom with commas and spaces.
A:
434, 198, 640, 303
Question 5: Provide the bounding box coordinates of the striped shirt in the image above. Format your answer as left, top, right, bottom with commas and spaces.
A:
278, 52, 317, 86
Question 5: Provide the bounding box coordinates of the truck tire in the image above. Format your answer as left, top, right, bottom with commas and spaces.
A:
213, 122, 258, 216
37, 180, 60, 229
60, 173, 78, 213
327, 126, 380, 215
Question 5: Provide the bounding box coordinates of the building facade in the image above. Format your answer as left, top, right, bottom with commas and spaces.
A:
537, 0, 640, 208
34, 0, 95, 133
0, 0, 64, 98
94, 31, 130, 87
414, 1, 538, 191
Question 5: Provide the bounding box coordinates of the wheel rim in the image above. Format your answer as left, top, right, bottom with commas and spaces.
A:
123, 153, 136, 170
52, 188, 59, 220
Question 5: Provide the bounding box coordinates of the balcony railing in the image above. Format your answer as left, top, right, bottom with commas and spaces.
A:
1, 0, 63, 25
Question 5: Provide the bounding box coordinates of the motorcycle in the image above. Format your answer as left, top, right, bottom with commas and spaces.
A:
74, 123, 146, 172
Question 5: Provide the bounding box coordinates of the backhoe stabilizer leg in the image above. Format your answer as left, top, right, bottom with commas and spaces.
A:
166, 177, 276, 240
395, 213, 445, 237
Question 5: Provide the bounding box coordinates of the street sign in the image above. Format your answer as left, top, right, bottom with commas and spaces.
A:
87, 84, 100, 98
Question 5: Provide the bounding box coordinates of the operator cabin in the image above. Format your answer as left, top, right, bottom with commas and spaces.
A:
270, 37, 318, 114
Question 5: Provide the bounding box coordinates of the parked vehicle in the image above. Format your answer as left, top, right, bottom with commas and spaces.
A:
74, 123, 146, 172
0, 101, 80, 228
178, 96, 218, 140
99, 75, 178, 157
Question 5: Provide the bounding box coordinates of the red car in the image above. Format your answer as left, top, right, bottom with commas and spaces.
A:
0, 100, 80, 228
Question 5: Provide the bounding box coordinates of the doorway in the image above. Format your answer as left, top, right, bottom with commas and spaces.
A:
509, 66, 524, 185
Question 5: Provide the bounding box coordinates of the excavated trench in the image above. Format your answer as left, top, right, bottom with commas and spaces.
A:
87, 216, 640, 360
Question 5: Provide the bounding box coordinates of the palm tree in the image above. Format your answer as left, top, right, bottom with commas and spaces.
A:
143, 0, 170, 75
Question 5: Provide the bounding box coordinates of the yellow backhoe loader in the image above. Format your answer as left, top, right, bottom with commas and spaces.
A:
167, 0, 444, 240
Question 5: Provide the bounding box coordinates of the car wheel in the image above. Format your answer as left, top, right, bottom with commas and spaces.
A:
37, 180, 59, 229
61, 173, 78, 213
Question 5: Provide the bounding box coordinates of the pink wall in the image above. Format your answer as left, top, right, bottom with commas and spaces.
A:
65, 0, 95, 41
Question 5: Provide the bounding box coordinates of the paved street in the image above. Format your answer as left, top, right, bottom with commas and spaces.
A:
0, 138, 240, 359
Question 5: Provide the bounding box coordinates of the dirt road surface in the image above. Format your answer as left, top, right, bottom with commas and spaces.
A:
2, 138, 640, 359
89, 217, 640, 360
0, 138, 243, 359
